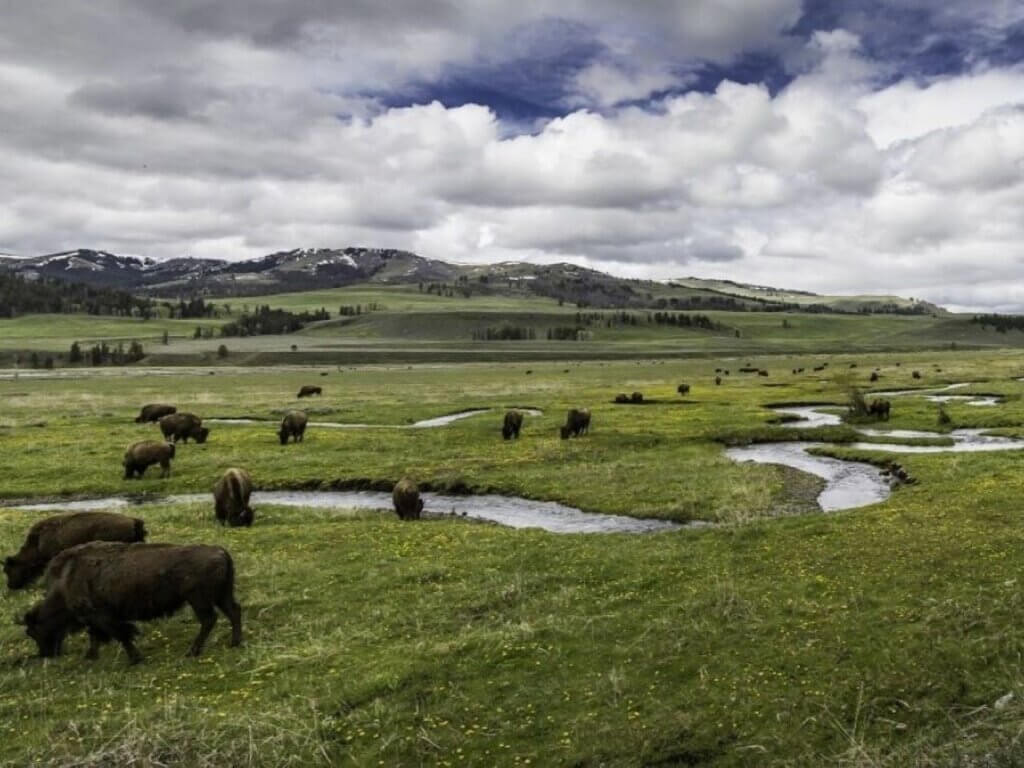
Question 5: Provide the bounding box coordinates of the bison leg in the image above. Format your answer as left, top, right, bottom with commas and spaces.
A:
217, 595, 243, 647
159, 459, 170, 478
188, 600, 217, 656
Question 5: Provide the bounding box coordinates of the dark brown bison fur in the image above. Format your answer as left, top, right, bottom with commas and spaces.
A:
502, 410, 523, 440
560, 408, 591, 439
213, 468, 254, 527
677, 384, 690, 395
912, 370, 921, 379
715, 376, 722, 385
159, 412, 209, 444
614, 393, 629, 403
21, 542, 242, 664
135, 404, 176, 423
123, 441, 176, 479
279, 411, 308, 445
630, 392, 644, 403
868, 399, 891, 420
392, 477, 424, 520
296, 385, 322, 398
870, 371, 879, 382
4, 512, 146, 590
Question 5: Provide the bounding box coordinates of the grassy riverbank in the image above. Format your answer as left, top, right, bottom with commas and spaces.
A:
2, 350, 1024, 765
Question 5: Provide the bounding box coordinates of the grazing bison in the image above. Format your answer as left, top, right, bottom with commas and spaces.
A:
21, 542, 242, 664
502, 410, 524, 440
297, 385, 322, 398
758, 370, 769, 377
677, 384, 691, 395
123, 441, 175, 479
159, 412, 209, 444
392, 477, 424, 520
213, 468, 254, 527
134, 404, 176, 423
560, 408, 591, 439
912, 370, 922, 379
630, 392, 644, 403
870, 371, 879, 382
715, 376, 722, 385
868, 399, 891, 420
4, 512, 146, 590
278, 410, 308, 445
614, 393, 630, 404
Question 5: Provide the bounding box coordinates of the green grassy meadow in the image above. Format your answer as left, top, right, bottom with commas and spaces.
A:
2, 346, 1024, 765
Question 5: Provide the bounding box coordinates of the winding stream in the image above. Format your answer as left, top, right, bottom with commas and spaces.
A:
6, 490, 684, 535
728, 384, 1024, 511
207, 408, 543, 430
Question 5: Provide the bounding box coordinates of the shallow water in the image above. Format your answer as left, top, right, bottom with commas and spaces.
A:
6, 489, 684, 535
207, 408, 542, 430
724, 443, 890, 512
728, 387, 1024, 511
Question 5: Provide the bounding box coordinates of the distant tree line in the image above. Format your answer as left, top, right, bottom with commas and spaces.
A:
338, 303, 382, 316
971, 314, 1024, 333
219, 306, 330, 337
0, 272, 154, 318
67, 340, 146, 366
471, 326, 537, 341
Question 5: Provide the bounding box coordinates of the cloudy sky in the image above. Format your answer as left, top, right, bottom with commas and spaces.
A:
2, 2, 1024, 309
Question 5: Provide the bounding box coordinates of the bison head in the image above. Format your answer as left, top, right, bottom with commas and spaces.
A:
559, 425, 570, 440
4, 555, 41, 590
22, 600, 73, 658
195, 427, 210, 444
278, 428, 289, 445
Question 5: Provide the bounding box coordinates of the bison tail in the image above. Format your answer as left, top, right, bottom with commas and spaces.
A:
134, 519, 148, 542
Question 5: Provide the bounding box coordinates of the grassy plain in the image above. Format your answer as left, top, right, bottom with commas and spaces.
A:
4, 286, 1024, 368
3, 349, 1024, 765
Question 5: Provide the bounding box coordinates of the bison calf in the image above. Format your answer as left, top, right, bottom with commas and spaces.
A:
296, 385, 322, 398
213, 468, 254, 527
4, 512, 146, 590
21, 542, 242, 664
279, 410, 308, 444
393, 477, 424, 520
502, 410, 523, 440
159, 412, 209, 444
123, 441, 175, 479
135, 404, 176, 423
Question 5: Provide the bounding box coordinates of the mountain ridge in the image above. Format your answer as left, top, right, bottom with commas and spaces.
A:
0, 247, 944, 314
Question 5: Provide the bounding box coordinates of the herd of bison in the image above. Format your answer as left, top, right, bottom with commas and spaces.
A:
3, 384, 597, 664
4, 366, 900, 665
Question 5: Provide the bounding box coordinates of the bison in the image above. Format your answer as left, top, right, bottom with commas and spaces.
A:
134, 404, 176, 423
392, 477, 424, 520
912, 370, 922, 379
715, 376, 722, 385
677, 384, 691, 396
20, 542, 242, 664
159, 412, 209, 444
213, 468, 254, 527
560, 408, 591, 439
614, 393, 629, 404
630, 392, 644, 403
4, 512, 146, 590
297, 385, 322, 398
870, 371, 879, 382
278, 410, 308, 445
868, 399, 891, 420
123, 441, 175, 479
502, 410, 523, 440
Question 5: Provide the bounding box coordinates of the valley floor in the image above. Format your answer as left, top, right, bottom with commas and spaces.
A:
3, 350, 1024, 765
